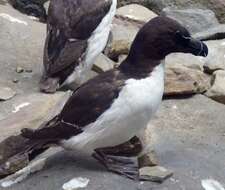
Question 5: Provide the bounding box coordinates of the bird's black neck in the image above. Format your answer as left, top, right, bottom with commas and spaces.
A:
119, 54, 162, 79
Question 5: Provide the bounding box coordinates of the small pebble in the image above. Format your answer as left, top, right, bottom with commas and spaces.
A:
16, 67, 24, 73
25, 69, 32, 73
12, 78, 19, 83
201, 179, 225, 190
62, 177, 89, 190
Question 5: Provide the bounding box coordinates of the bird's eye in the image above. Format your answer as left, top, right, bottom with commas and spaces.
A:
175, 31, 191, 45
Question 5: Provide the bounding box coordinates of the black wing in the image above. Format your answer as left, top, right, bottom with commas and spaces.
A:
43, 0, 112, 76
59, 69, 125, 127
22, 69, 127, 140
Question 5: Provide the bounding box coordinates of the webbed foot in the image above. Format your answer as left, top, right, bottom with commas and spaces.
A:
93, 150, 139, 180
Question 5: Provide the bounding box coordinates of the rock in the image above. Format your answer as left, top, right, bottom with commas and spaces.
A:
142, 0, 225, 24
194, 24, 225, 41
25, 68, 32, 73
0, 0, 7, 5
166, 53, 205, 71
0, 86, 16, 101
16, 66, 24, 73
116, 4, 157, 23
203, 39, 225, 74
138, 150, 159, 168
62, 177, 89, 190
12, 79, 19, 83
164, 66, 210, 96
139, 166, 173, 183
118, 0, 146, 7
201, 179, 225, 190
93, 53, 116, 73
205, 70, 225, 104
161, 8, 219, 34
105, 16, 142, 60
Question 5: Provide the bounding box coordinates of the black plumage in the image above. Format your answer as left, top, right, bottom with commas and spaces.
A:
40, 0, 113, 93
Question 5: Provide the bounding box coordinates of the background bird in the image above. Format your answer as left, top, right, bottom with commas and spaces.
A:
40, 0, 117, 93
0, 16, 208, 180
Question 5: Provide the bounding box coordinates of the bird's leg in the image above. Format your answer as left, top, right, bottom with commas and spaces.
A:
93, 148, 139, 180
92, 136, 142, 180
95, 136, 142, 157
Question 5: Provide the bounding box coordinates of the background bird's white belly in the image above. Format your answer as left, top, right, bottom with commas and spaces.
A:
64, 0, 117, 85
62, 63, 165, 155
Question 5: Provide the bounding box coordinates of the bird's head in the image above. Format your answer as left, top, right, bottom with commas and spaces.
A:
128, 16, 208, 62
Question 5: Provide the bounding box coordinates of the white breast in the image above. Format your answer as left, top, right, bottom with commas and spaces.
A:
62, 63, 165, 154
64, 0, 117, 85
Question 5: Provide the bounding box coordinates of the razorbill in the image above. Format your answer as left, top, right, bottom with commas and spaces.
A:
40, 0, 117, 93
3, 16, 208, 180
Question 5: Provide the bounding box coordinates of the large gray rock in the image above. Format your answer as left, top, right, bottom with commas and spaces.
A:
203, 39, 225, 74
116, 4, 157, 22
194, 24, 225, 41
143, 0, 225, 24
165, 65, 210, 96
0, 0, 7, 5
164, 53, 210, 96
161, 8, 219, 34
166, 53, 205, 71
205, 70, 225, 104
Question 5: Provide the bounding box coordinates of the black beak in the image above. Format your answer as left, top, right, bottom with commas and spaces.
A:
188, 38, 208, 57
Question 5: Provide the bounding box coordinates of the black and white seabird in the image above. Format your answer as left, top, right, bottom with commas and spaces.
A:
40, 0, 117, 93
2, 16, 208, 179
